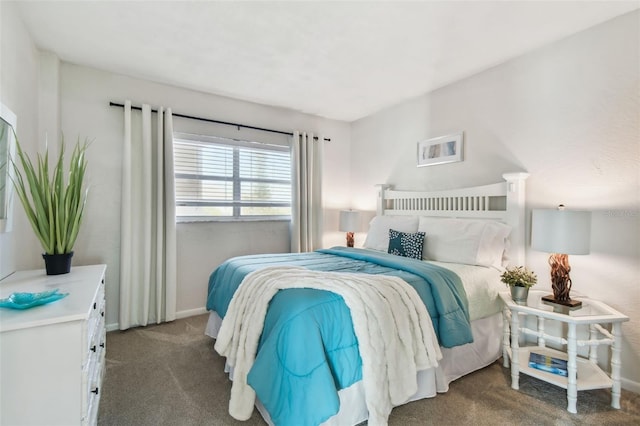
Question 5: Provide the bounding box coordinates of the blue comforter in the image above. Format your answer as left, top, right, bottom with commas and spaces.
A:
207, 247, 471, 426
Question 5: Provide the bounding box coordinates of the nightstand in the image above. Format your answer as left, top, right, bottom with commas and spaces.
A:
499, 290, 628, 414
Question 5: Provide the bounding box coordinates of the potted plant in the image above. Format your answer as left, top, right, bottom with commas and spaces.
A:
501, 266, 537, 305
11, 133, 90, 275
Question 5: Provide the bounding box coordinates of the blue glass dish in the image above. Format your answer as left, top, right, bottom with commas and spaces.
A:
0, 289, 68, 309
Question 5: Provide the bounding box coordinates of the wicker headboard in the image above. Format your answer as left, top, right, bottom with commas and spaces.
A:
376, 173, 529, 266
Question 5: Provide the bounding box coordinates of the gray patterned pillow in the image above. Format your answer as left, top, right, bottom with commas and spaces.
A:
387, 229, 425, 259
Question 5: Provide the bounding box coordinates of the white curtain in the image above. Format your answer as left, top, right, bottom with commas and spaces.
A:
119, 101, 177, 330
290, 131, 324, 252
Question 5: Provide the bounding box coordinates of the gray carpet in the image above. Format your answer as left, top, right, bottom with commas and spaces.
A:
98, 314, 640, 425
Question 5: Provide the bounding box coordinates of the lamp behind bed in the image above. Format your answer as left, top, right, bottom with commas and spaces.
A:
339, 210, 360, 248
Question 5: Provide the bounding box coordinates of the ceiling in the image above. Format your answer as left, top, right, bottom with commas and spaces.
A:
14, 1, 639, 122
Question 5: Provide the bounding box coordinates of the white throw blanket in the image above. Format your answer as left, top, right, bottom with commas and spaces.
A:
214, 266, 442, 425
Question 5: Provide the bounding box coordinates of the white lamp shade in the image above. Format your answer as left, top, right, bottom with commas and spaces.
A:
339, 210, 360, 232
531, 209, 591, 255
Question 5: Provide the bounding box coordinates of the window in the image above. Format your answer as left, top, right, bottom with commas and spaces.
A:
173, 133, 291, 221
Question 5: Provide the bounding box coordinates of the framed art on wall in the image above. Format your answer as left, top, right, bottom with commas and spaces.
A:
417, 132, 463, 167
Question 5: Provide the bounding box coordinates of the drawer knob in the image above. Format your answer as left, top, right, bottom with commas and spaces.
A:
100, 343, 105, 348
93, 302, 97, 310
91, 387, 99, 395
90, 345, 97, 352
101, 311, 105, 317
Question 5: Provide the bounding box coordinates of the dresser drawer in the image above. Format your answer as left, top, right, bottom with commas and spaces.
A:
83, 278, 105, 369
82, 325, 105, 425
82, 290, 106, 423
88, 277, 105, 335
86, 341, 106, 426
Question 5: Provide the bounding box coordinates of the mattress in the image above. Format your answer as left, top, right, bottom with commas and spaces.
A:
429, 260, 503, 321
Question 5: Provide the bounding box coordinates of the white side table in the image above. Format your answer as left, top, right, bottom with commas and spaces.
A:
500, 290, 628, 414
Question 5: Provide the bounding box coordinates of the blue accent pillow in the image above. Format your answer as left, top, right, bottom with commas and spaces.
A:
388, 229, 425, 259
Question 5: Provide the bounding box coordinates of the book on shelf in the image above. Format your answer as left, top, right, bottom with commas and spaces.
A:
528, 352, 569, 377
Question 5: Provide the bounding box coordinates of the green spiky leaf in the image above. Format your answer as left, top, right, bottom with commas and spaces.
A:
10, 130, 90, 255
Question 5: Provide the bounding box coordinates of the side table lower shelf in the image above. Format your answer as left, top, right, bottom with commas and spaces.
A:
510, 346, 612, 391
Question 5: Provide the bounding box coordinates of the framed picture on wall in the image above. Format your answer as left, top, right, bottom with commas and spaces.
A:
417, 132, 464, 167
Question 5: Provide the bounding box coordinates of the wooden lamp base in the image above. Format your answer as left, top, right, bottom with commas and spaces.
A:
542, 294, 582, 310
546, 252, 582, 310
346, 232, 354, 248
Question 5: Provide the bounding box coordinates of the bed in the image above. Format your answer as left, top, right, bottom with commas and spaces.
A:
205, 172, 529, 426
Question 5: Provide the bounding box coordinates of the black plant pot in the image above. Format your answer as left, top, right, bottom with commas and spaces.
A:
42, 252, 74, 275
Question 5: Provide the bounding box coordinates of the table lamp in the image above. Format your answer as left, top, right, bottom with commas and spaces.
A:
531, 205, 591, 309
339, 210, 360, 248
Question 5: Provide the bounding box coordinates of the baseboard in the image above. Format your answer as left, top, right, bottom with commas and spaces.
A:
175, 306, 208, 319
622, 377, 640, 394
105, 307, 208, 332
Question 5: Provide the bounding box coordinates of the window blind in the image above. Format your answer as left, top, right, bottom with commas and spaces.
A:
174, 134, 291, 220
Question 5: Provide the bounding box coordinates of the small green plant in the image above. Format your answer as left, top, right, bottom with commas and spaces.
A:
501, 266, 537, 288
11, 132, 90, 255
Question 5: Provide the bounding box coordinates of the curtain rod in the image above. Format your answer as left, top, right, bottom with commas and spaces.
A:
109, 102, 330, 142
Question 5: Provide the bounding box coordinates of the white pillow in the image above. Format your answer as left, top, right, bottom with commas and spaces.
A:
418, 217, 511, 268
363, 215, 419, 252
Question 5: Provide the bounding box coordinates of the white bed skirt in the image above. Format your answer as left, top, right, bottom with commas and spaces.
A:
206, 311, 502, 426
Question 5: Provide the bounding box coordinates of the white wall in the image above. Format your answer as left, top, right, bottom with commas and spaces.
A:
50, 64, 350, 328
350, 11, 640, 389
0, 2, 40, 280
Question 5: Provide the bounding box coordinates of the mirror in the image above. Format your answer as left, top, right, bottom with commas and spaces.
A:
0, 102, 17, 233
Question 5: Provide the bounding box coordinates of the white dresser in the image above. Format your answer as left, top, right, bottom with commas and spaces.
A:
0, 264, 107, 426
